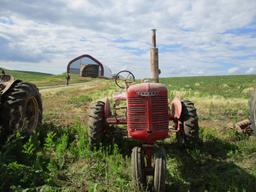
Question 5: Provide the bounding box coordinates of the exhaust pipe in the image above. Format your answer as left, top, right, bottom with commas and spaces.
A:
150, 29, 160, 83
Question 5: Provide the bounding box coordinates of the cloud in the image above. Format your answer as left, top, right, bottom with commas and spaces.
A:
0, 36, 48, 62
246, 67, 255, 74
0, 0, 255, 77
228, 67, 240, 74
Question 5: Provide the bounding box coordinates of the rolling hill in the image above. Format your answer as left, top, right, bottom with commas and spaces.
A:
2, 68, 98, 87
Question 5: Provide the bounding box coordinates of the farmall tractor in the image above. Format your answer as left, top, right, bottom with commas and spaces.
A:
88, 30, 199, 191
0, 69, 42, 145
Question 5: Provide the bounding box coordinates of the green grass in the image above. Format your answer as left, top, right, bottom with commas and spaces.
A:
5, 69, 52, 81
161, 75, 256, 98
1, 122, 255, 191
3, 68, 96, 87
164, 128, 256, 191
0, 121, 135, 191
0, 72, 256, 191
68, 95, 93, 107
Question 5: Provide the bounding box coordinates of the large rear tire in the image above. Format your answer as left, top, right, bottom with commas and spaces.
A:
249, 90, 256, 135
0, 81, 42, 145
177, 100, 199, 146
88, 101, 106, 149
131, 146, 146, 191
153, 146, 166, 192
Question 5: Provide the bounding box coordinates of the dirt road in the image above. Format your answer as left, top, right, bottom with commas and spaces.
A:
39, 80, 105, 94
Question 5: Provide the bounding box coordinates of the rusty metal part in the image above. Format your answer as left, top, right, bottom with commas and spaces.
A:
98, 98, 111, 118
0, 74, 16, 95
234, 119, 253, 134
169, 97, 182, 120
150, 29, 160, 83
234, 91, 256, 135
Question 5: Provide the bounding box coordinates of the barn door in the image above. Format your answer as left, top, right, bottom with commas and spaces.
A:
82, 64, 99, 77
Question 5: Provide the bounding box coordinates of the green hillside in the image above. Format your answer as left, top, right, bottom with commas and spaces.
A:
3, 69, 98, 87
4, 69, 53, 81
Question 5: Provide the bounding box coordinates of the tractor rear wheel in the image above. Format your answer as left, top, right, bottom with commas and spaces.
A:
177, 100, 199, 146
153, 146, 166, 192
249, 90, 256, 134
88, 101, 106, 149
0, 81, 42, 145
131, 146, 146, 191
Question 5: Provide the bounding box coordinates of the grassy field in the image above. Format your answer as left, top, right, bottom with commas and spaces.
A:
4, 69, 53, 81
0, 70, 256, 191
5, 69, 96, 87
162, 75, 256, 98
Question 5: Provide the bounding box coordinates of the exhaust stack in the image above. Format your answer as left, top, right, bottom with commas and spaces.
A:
150, 29, 160, 83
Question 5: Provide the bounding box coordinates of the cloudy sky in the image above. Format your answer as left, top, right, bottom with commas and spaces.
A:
0, 0, 255, 78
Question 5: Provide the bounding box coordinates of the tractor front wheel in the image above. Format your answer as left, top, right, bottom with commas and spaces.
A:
177, 100, 199, 146
131, 146, 146, 191
88, 101, 107, 149
153, 146, 166, 192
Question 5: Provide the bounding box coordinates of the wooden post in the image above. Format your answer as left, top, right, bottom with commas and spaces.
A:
150, 29, 159, 83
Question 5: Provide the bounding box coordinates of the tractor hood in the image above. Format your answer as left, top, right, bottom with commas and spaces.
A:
127, 83, 168, 97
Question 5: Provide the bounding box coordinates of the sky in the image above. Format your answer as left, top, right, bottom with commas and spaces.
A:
0, 0, 256, 78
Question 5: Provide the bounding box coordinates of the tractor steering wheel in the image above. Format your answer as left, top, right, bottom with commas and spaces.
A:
115, 70, 135, 89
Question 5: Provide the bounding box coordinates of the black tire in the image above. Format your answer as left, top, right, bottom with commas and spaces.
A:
249, 90, 256, 134
0, 81, 42, 144
88, 101, 106, 149
153, 146, 166, 192
131, 146, 146, 191
177, 100, 199, 146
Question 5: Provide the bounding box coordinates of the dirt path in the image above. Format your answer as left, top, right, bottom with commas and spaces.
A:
39, 80, 104, 94
39, 82, 90, 90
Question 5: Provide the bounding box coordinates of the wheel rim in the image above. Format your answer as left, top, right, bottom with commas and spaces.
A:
23, 96, 39, 132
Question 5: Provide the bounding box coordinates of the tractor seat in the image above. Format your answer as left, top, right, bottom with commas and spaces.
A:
113, 92, 127, 100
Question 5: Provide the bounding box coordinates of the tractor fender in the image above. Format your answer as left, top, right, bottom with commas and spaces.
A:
99, 98, 111, 118
0, 75, 20, 96
169, 97, 182, 120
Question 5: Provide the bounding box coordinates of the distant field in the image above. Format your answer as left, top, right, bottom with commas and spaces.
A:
5, 69, 52, 81
5, 69, 256, 97
161, 75, 256, 99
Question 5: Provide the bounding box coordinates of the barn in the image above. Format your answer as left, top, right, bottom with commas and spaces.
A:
67, 54, 112, 79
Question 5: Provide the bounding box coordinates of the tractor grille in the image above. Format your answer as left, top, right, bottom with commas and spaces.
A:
151, 96, 169, 130
128, 96, 168, 131
128, 97, 146, 130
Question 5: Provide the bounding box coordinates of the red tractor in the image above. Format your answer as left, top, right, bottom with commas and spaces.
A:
87, 30, 199, 191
